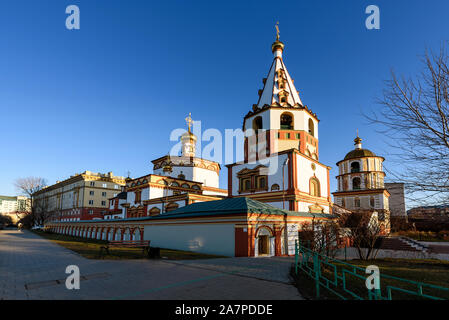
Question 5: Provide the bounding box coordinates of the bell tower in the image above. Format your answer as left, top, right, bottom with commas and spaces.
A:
243, 25, 320, 161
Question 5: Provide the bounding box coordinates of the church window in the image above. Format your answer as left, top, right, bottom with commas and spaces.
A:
310, 178, 321, 197
352, 177, 361, 190
354, 197, 361, 208
351, 162, 360, 173
370, 196, 375, 208
271, 184, 280, 191
134, 191, 142, 204
296, 133, 300, 139
257, 176, 268, 190
308, 119, 315, 137
181, 183, 190, 189
253, 116, 263, 133
286, 133, 290, 139
165, 202, 179, 212
280, 113, 293, 130
171, 182, 179, 187
192, 185, 200, 190
149, 207, 161, 216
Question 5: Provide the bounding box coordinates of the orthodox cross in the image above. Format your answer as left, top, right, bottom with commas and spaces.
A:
275, 22, 280, 41
185, 112, 193, 133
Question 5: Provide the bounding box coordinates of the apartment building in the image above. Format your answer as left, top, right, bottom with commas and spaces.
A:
33, 171, 126, 221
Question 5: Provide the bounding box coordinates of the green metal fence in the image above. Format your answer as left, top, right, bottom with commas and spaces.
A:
294, 240, 449, 300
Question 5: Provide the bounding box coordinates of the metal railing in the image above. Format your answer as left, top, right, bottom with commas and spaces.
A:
294, 240, 449, 300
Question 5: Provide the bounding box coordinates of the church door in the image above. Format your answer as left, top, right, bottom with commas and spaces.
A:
258, 236, 269, 255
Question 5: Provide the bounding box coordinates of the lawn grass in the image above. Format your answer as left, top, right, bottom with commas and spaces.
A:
32, 230, 227, 260
291, 258, 449, 300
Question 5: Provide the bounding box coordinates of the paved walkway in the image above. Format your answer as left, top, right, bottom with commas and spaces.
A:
0, 230, 302, 300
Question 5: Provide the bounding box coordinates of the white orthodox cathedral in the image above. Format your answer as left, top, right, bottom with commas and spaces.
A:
45, 30, 391, 257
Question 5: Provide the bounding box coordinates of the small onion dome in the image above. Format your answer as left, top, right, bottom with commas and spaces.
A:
344, 149, 377, 160
125, 177, 133, 183
272, 40, 285, 53
181, 130, 197, 141
163, 162, 173, 173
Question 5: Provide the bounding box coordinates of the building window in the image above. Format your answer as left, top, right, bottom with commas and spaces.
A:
271, 184, 280, 191
370, 196, 375, 208
135, 191, 142, 204
165, 202, 179, 212
101, 201, 106, 206
351, 162, 360, 173
256, 176, 268, 190
102, 183, 107, 188
90, 182, 95, 186
280, 113, 293, 130
149, 207, 161, 216
89, 191, 94, 196
253, 116, 263, 133
354, 197, 361, 208
88, 200, 94, 205
309, 178, 321, 197
296, 133, 300, 139
342, 198, 346, 208
286, 133, 290, 139
89, 210, 93, 214
114, 185, 119, 189
352, 177, 361, 190
241, 178, 251, 191
308, 119, 315, 137
102, 192, 107, 197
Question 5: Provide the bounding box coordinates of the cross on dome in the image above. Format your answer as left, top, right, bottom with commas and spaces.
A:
255, 29, 303, 108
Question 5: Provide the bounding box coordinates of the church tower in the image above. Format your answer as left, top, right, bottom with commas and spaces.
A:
227, 26, 332, 214
332, 133, 390, 222
243, 28, 320, 161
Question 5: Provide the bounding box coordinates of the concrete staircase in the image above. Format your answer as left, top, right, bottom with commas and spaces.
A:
379, 236, 429, 253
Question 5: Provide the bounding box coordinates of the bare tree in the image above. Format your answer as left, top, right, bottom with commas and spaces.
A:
14, 177, 47, 226
366, 43, 449, 204
339, 211, 385, 260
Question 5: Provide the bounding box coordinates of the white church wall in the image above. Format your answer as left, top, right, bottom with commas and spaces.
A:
143, 223, 235, 256
295, 154, 328, 197
193, 167, 219, 188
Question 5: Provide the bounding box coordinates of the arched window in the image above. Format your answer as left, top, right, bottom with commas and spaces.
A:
352, 177, 361, 190
280, 113, 293, 130
271, 184, 280, 191
370, 196, 375, 208
308, 119, 315, 137
171, 182, 179, 187
253, 116, 263, 133
351, 162, 360, 173
165, 202, 179, 212
149, 207, 161, 216
310, 178, 321, 197
181, 183, 190, 189
257, 176, 267, 190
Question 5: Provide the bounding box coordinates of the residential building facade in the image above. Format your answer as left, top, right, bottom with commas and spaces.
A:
33, 171, 126, 221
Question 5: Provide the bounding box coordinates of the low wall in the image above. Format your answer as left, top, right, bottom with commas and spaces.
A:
144, 223, 235, 256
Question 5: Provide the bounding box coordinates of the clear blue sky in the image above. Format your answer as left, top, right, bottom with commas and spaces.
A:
1, 0, 448, 201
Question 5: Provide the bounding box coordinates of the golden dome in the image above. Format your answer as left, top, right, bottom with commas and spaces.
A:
272, 40, 284, 53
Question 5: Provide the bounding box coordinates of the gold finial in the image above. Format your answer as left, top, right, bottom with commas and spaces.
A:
275, 21, 280, 41
354, 129, 362, 146
185, 112, 193, 133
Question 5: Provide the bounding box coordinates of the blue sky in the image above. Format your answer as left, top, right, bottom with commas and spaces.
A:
1, 0, 448, 201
